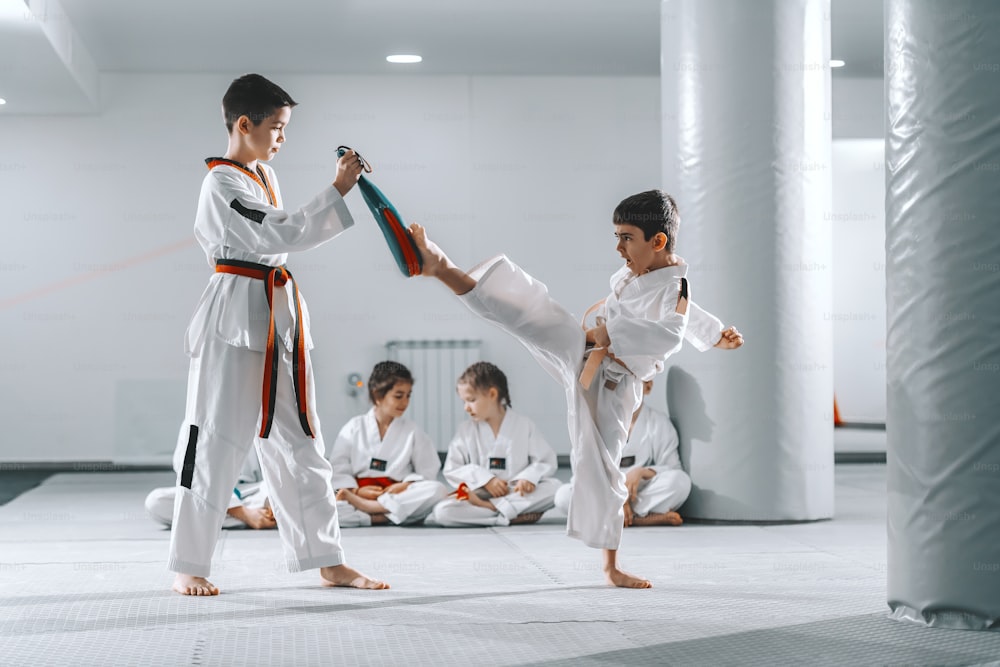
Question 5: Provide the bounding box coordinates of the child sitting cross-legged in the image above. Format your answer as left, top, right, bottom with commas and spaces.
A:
330, 361, 448, 526
430, 362, 562, 527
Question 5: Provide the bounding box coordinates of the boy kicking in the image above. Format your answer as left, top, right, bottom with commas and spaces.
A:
409, 190, 743, 587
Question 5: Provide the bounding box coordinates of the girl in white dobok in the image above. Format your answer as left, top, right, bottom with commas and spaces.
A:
331, 362, 448, 526
431, 362, 561, 527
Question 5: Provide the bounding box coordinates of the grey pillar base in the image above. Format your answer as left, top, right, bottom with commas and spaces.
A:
889, 606, 1000, 632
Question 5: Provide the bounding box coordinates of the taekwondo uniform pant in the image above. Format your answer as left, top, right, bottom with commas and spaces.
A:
459, 256, 640, 549
554, 470, 691, 517
337, 480, 449, 527
168, 335, 344, 577
430, 478, 562, 527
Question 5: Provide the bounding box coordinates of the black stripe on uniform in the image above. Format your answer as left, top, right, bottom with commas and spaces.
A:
260, 334, 280, 438
180, 425, 199, 489
230, 198, 266, 224
216, 258, 279, 272
256, 165, 276, 205
290, 276, 314, 437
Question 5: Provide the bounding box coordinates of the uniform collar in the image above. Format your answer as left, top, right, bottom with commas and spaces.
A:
611, 262, 688, 295
205, 157, 276, 206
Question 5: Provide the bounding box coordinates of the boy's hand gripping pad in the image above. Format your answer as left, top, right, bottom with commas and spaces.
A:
337, 146, 423, 277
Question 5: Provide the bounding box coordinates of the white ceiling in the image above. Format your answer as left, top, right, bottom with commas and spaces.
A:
1, 0, 883, 114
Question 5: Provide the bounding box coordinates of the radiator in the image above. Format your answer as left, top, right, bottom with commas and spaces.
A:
384, 339, 482, 451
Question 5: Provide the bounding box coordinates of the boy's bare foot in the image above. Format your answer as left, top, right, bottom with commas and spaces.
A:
320, 564, 390, 590
172, 573, 220, 596
509, 512, 543, 525
604, 567, 653, 589
337, 488, 388, 516
629, 511, 683, 527
409, 223, 449, 277
409, 223, 476, 295
602, 548, 652, 589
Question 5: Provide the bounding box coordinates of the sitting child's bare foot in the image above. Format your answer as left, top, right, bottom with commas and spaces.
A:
371, 514, 389, 525
630, 511, 683, 527
172, 573, 220, 596
409, 223, 449, 277
320, 564, 390, 590
604, 567, 653, 589
509, 512, 543, 525
463, 489, 497, 511
337, 488, 387, 516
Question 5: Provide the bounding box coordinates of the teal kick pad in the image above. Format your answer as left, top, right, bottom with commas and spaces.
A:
337, 147, 422, 277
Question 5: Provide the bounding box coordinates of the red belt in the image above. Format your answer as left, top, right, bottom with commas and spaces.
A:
357, 477, 396, 488
215, 259, 314, 439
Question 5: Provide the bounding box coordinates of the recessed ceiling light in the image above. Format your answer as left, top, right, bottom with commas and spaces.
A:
387, 54, 422, 64
830, 59, 846, 68
0, 98, 6, 105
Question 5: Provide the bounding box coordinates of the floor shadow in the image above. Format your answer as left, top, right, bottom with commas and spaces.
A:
523, 612, 1000, 666
665, 366, 714, 480
0, 471, 54, 506
0, 584, 606, 636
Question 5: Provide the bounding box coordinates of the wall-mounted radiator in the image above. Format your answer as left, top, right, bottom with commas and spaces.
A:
385, 339, 482, 451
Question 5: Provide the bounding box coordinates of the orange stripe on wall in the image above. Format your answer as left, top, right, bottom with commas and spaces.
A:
0, 237, 198, 311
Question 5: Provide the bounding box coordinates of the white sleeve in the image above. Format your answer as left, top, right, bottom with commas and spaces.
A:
203, 171, 354, 255
328, 420, 360, 490
404, 429, 441, 483
442, 429, 494, 490
684, 301, 724, 352
510, 420, 557, 485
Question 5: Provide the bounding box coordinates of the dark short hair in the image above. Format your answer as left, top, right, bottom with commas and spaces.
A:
222, 73, 298, 132
612, 190, 680, 251
368, 361, 414, 404
457, 361, 511, 408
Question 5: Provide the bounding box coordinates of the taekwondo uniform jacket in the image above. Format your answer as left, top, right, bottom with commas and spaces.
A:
329, 409, 441, 489
184, 159, 354, 357
619, 406, 682, 475
443, 409, 558, 490
601, 263, 723, 382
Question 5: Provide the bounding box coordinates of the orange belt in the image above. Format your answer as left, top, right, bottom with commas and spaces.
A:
580, 347, 631, 390
578, 299, 607, 389
215, 259, 314, 439
578, 298, 631, 390
579, 347, 609, 390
